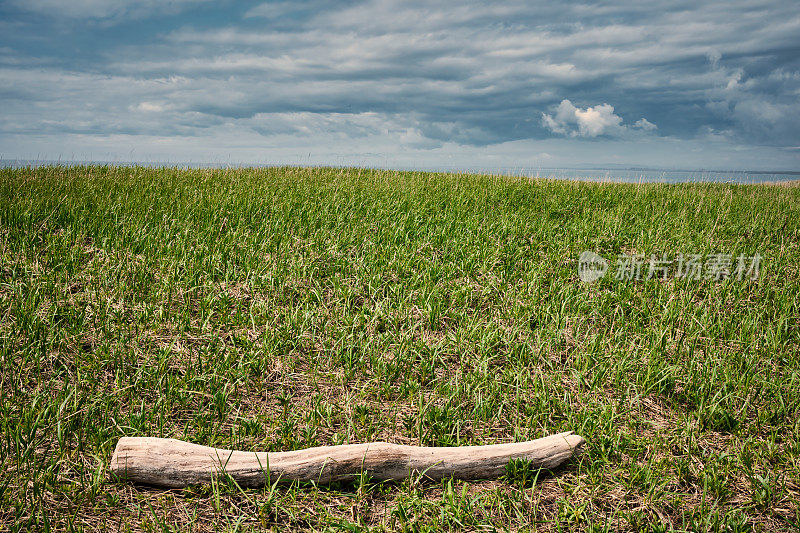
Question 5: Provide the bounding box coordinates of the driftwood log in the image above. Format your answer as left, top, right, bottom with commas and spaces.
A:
111, 431, 584, 488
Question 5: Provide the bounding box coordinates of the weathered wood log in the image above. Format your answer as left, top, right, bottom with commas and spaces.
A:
111, 431, 584, 488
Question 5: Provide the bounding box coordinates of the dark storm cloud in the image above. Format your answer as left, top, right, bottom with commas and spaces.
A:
1, 0, 798, 166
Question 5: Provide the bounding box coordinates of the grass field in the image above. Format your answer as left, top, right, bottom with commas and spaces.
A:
2, 165, 799, 532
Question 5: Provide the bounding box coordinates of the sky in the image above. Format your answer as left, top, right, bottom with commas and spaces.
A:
1, 0, 799, 171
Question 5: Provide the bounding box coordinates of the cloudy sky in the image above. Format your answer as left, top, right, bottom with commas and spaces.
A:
2, 0, 799, 171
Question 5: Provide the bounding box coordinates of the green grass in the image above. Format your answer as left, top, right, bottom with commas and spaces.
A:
1, 165, 799, 531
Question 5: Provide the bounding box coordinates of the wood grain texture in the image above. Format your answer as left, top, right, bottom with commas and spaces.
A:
111, 431, 585, 488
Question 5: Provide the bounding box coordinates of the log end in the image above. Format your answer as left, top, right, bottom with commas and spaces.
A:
543, 430, 586, 468
110, 436, 212, 487
562, 431, 587, 453
109, 436, 136, 480
557, 431, 586, 463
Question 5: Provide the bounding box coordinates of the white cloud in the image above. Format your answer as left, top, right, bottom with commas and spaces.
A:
634, 118, 657, 132
132, 102, 168, 113
542, 100, 640, 137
